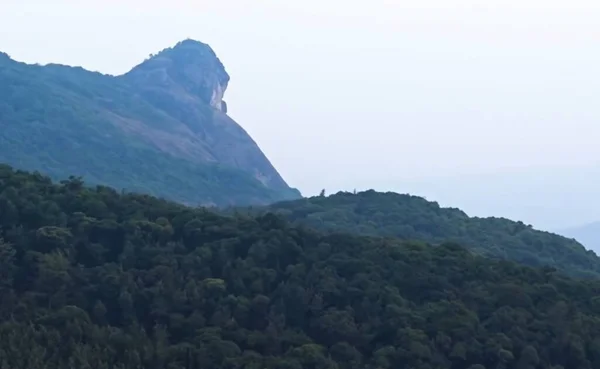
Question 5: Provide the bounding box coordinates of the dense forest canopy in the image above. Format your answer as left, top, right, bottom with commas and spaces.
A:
2, 164, 600, 368
254, 190, 600, 278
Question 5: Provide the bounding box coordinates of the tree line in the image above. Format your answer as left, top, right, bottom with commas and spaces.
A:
1, 164, 600, 368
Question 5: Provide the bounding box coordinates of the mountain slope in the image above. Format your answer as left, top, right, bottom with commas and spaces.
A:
2, 166, 600, 369
560, 221, 600, 252
0, 40, 300, 206
257, 190, 600, 278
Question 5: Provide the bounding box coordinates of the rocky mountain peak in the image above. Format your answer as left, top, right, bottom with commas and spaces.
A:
125, 39, 230, 112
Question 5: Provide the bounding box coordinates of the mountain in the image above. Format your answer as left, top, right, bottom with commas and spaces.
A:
252, 190, 600, 278
0, 39, 300, 206
2, 165, 600, 369
559, 221, 600, 252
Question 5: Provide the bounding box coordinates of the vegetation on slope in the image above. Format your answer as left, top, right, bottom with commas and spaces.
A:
259, 190, 600, 278
0, 41, 300, 207
2, 165, 600, 368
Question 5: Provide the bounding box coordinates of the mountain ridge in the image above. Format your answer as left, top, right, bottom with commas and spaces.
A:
242, 189, 600, 278
0, 39, 300, 206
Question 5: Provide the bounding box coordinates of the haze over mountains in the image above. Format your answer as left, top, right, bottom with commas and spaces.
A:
1, 37, 596, 252
3, 35, 600, 367
2, 1, 600, 233
388, 165, 600, 232
559, 222, 600, 252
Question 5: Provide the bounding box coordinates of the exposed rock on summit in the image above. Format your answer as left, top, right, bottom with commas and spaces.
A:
126, 39, 230, 112
120, 39, 293, 193
0, 39, 300, 206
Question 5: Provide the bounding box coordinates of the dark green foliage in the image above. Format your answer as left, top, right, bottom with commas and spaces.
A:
260, 190, 600, 278
2, 165, 600, 368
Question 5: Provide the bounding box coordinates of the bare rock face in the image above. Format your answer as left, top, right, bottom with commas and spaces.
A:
121, 39, 294, 193
126, 39, 230, 112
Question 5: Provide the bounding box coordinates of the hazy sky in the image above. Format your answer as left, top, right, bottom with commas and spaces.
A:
1, 0, 599, 230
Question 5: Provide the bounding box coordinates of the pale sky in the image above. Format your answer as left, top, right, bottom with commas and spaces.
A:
1, 0, 599, 230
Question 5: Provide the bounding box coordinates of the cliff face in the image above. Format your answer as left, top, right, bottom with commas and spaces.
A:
121, 39, 293, 192
0, 39, 300, 206
126, 39, 230, 112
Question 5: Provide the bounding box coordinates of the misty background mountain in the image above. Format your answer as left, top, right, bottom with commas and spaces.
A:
380, 165, 600, 231
559, 222, 600, 253
1, 3, 600, 366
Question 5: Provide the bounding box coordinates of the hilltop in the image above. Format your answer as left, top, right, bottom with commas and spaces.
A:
254, 190, 600, 278
0, 39, 300, 206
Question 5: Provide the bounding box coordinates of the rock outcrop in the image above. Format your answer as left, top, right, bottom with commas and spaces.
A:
126, 39, 230, 112
121, 39, 293, 192
0, 39, 301, 206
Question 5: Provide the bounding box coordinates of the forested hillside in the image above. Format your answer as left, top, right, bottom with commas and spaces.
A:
0, 40, 300, 207
2, 164, 600, 369
259, 190, 600, 278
